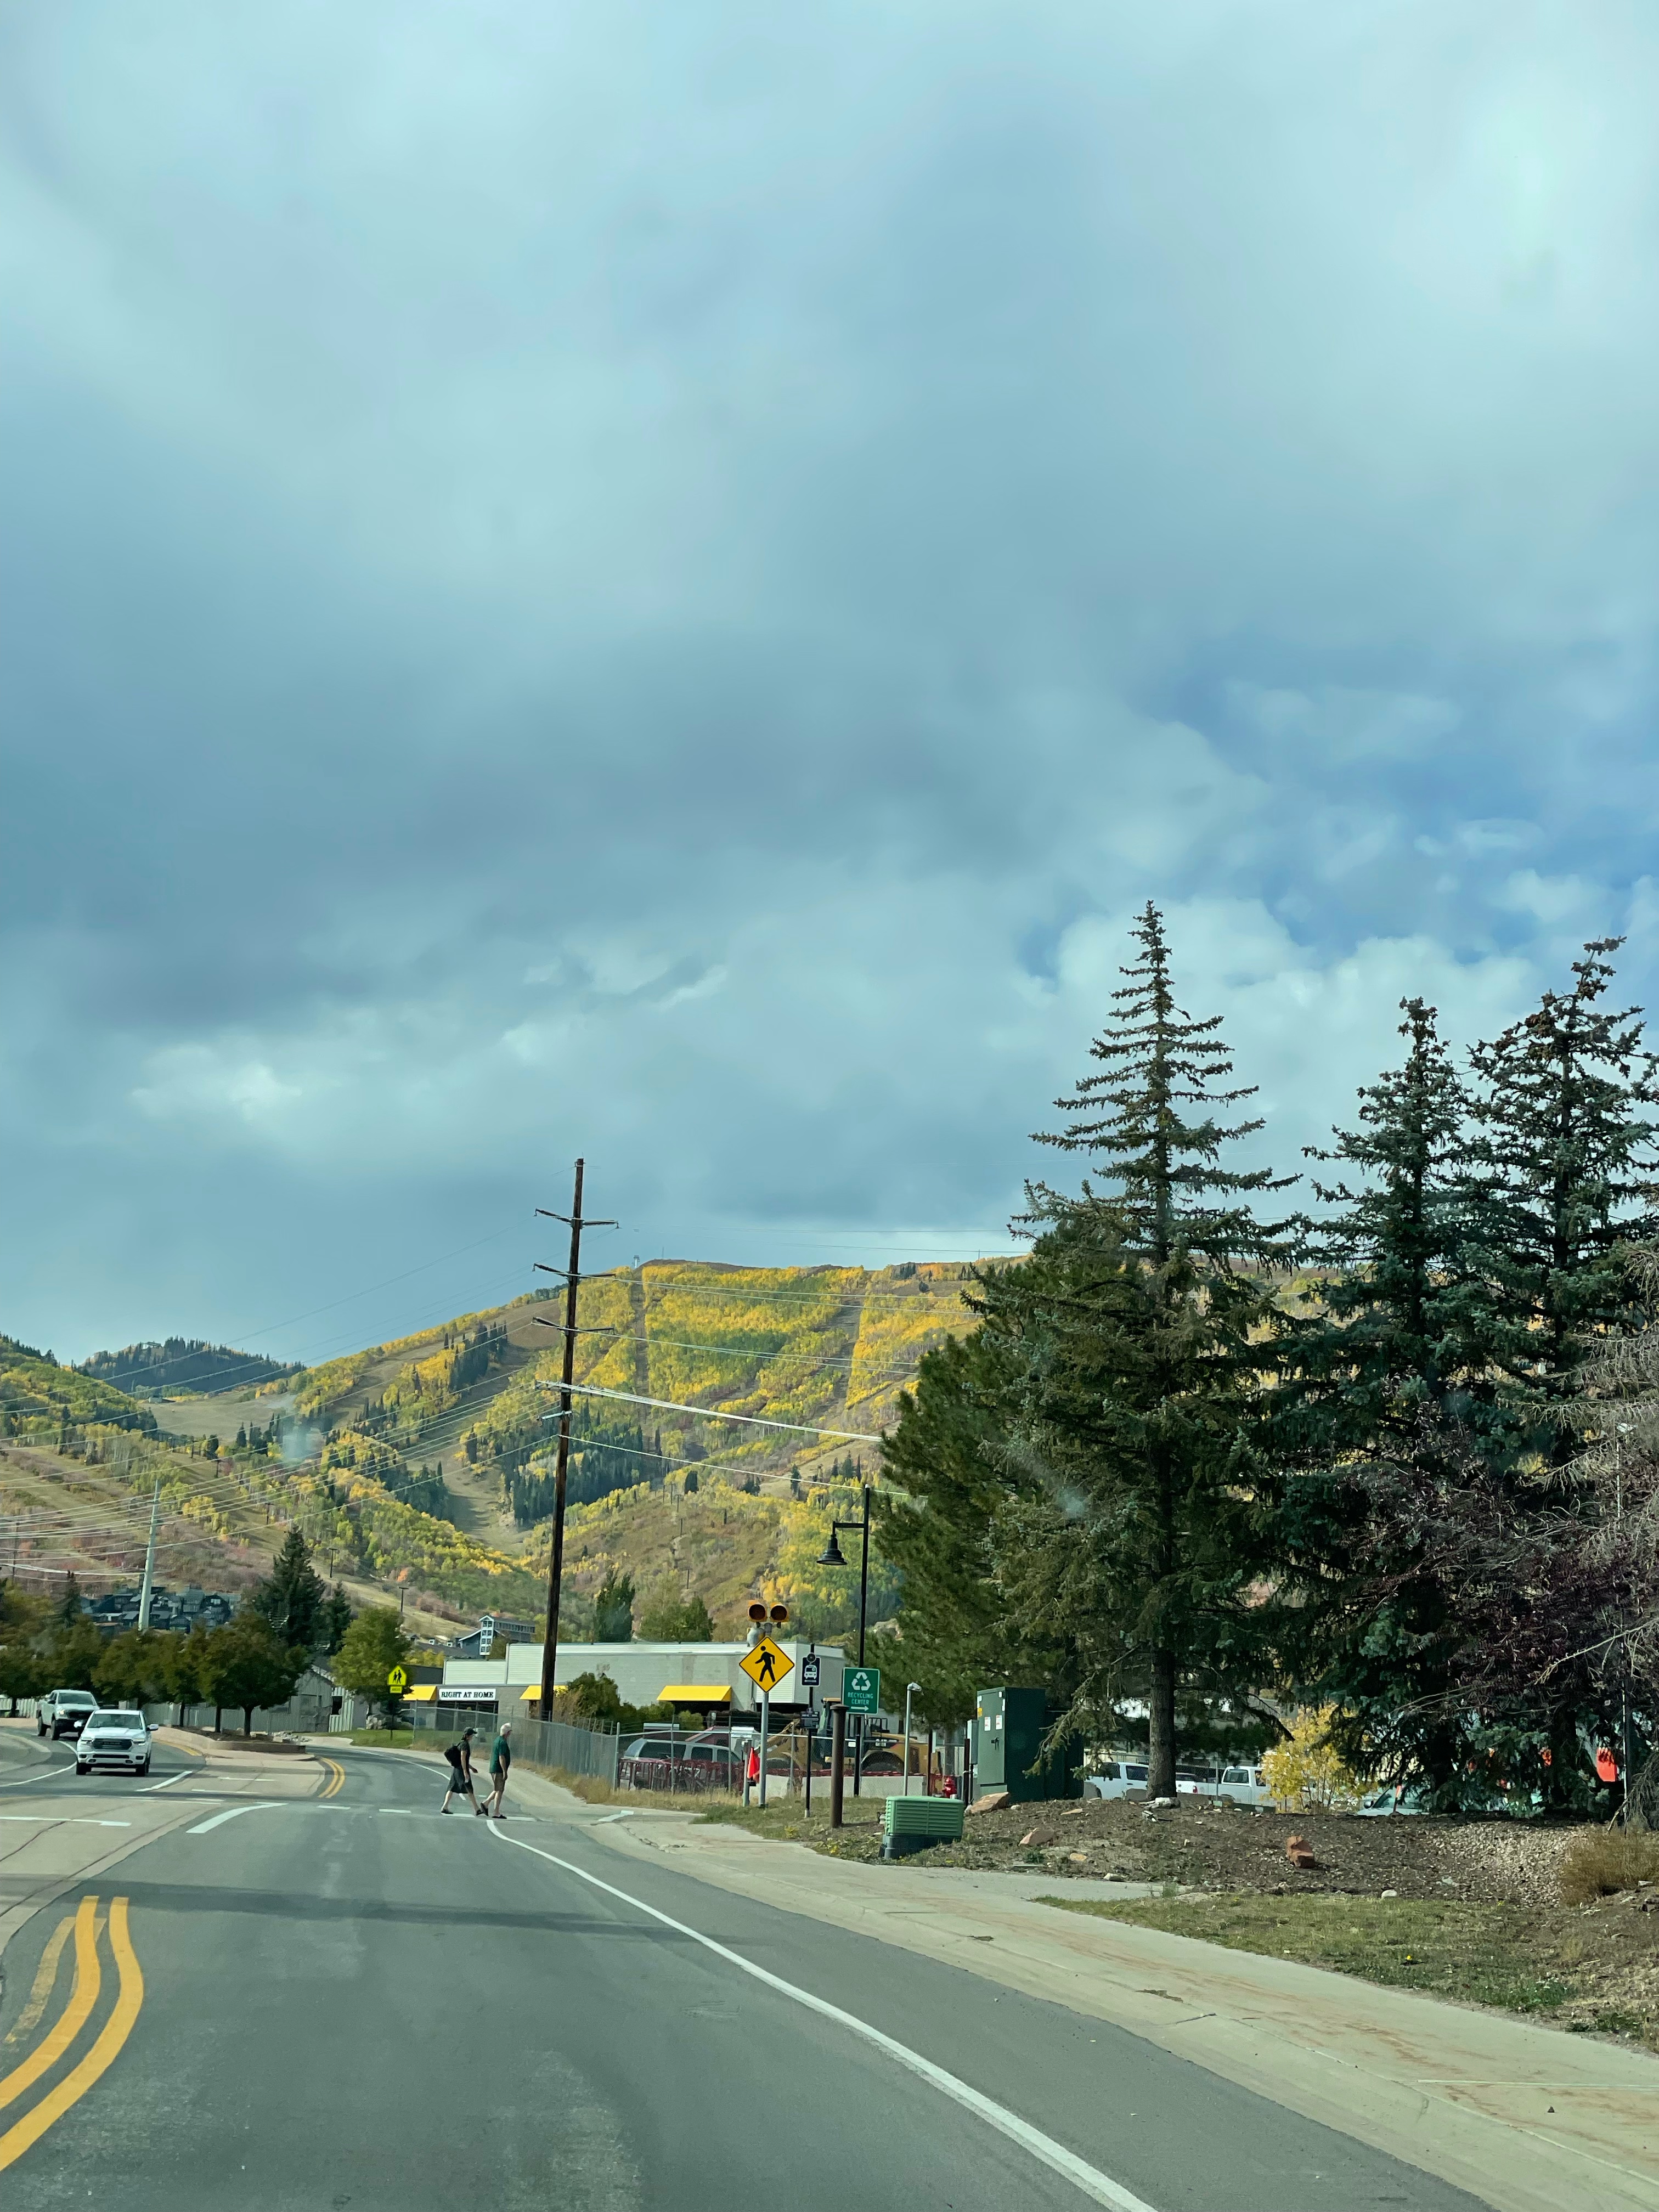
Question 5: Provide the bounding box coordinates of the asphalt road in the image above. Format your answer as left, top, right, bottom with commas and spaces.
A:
0, 1741, 1491, 2211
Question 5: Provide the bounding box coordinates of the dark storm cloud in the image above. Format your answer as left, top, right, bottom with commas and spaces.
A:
5, 2, 1659, 1356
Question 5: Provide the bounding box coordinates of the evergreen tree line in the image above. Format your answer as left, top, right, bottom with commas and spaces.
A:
881, 904, 1659, 1814
0, 1531, 354, 1737
77, 1338, 300, 1396
502, 1412, 663, 1526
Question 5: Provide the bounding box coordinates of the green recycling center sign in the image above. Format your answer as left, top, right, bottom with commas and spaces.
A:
842, 1667, 881, 1714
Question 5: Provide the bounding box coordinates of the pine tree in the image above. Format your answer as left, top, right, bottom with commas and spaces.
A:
1032, 899, 1293, 1266
1280, 1001, 1491, 1797
594, 1571, 635, 1642
879, 1330, 1058, 1726
1468, 940, 1658, 1436
1462, 940, 1659, 1801
251, 1527, 328, 1651
1011, 903, 1295, 1796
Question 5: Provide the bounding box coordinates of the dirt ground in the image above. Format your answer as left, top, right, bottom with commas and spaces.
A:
935, 1793, 1582, 1903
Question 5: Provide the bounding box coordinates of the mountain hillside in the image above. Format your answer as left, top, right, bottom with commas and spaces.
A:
1, 1259, 983, 1643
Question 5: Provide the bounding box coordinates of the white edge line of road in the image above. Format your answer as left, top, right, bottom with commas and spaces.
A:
486, 1820, 1155, 2212
0, 1758, 76, 1790
143, 1769, 193, 1791
187, 1800, 283, 1835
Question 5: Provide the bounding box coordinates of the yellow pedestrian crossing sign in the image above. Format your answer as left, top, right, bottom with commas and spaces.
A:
738, 1636, 793, 1695
387, 1666, 409, 1694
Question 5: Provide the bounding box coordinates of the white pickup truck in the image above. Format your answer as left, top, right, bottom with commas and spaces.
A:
1086, 1760, 1271, 1806
36, 1688, 98, 1741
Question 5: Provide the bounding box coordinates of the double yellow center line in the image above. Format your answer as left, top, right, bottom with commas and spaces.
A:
0, 1894, 144, 2170
320, 1758, 345, 1799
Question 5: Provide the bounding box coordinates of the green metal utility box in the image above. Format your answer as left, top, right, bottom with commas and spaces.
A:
882, 1795, 967, 1857
973, 1686, 1081, 1803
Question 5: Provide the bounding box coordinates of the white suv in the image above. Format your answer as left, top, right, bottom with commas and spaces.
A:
76, 1712, 152, 1776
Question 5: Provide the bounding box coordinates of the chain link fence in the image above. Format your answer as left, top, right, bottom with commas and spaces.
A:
428, 1711, 620, 1786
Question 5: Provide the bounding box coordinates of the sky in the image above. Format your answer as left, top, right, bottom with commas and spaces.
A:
5, 3, 1659, 1365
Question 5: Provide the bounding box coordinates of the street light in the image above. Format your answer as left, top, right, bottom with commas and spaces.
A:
904, 1681, 923, 1796
817, 1485, 873, 1797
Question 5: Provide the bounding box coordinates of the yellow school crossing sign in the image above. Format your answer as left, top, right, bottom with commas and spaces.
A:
738, 1637, 793, 1695
386, 1666, 409, 1694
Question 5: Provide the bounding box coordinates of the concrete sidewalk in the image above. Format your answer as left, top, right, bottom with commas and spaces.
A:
589, 1800, 1656, 2212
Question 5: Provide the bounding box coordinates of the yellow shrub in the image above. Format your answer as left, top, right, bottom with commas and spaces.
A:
1261, 1706, 1367, 1812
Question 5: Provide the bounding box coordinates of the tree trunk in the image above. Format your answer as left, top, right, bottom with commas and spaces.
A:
1147, 1646, 1177, 1799
213, 1704, 223, 1734
1545, 1706, 1578, 1814
243, 1706, 255, 1738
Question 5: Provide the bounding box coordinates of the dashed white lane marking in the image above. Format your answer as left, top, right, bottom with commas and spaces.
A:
486, 1820, 1155, 2212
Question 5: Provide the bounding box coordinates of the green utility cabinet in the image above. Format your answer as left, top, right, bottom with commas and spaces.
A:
881, 1795, 966, 1858
973, 1686, 1081, 1803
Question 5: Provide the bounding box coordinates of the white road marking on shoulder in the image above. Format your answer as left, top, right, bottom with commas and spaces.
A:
0, 1761, 76, 1790
486, 1822, 1155, 2211
0, 1815, 131, 1826
187, 1801, 283, 1835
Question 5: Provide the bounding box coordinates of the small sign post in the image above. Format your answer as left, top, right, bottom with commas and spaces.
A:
739, 1639, 793, 1808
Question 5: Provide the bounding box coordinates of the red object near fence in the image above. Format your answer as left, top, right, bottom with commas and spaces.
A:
1595, 1746, 1620, 1784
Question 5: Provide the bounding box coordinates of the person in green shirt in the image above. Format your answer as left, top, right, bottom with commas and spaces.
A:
486, 1722, 512, 1819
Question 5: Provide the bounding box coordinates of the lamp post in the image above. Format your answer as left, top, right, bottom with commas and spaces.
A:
903, 1681, 922, 1795
817, 1484, 872, 1797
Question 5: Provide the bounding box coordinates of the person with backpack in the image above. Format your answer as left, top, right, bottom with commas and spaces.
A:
440, 1727, 480, 1813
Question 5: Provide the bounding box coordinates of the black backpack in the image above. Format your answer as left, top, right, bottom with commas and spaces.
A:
444, 1742, 464, 1771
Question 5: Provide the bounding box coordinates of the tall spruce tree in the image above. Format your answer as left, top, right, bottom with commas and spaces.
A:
1463, 940, 1659, 1801
1033, 901, 1290, 1266
1008, 902, 1295, 1796
1280, 1000, 1492, 1799
1467, 940, 1658, 1435
878, 1330, 1058, 1726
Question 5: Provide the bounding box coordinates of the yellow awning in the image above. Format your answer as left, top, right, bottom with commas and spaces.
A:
659, 1684, 732, 1703
404, 1685, 437, 1702
520, 1687, 543, 1702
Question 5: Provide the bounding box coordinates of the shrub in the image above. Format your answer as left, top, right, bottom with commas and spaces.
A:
1558, 1827, 1659, 1905
1261, 1705, 1367, 1812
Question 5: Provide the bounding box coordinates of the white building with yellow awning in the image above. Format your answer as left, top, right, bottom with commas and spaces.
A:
440, 1638, 843, 1716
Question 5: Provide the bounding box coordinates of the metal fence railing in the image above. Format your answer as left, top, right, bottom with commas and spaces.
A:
427, 1713, 621, 1786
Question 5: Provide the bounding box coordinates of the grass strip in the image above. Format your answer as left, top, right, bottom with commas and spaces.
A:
1037, 1891, 1574, 2017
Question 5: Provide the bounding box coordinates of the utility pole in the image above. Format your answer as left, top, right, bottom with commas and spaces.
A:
136, 1479, 161, 1632
535, 1159, 616, 1719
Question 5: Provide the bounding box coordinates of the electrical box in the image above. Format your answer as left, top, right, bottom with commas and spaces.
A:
972, 1686, 1081, 1803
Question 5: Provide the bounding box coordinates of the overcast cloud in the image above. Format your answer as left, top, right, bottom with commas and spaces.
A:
5, 3, 1659, 1362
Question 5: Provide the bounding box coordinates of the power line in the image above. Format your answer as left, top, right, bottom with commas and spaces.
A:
541, 1379, 876, 1442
